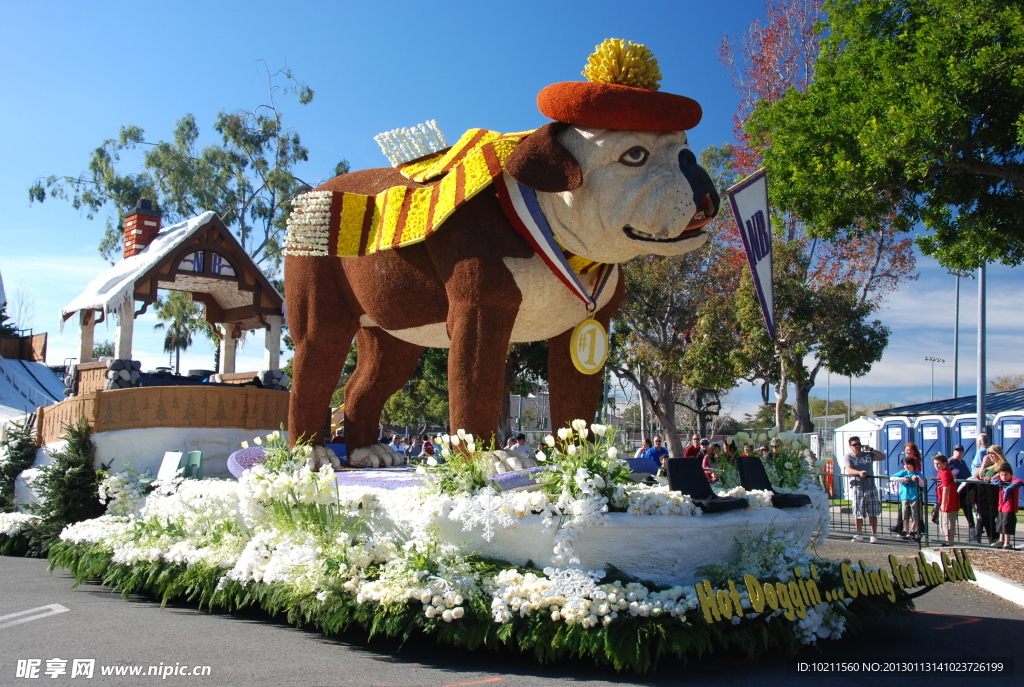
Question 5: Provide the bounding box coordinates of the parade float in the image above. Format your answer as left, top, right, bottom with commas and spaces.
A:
5, 39, 956, 672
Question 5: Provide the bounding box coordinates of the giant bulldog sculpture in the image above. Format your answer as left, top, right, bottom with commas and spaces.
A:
284, 40, 721, 468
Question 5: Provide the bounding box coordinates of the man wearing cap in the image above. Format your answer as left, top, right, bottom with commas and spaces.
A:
949, 444, 979, 540
841, 436, 886, 543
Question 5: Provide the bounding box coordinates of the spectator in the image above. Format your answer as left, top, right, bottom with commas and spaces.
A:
841, 435, 886, 543
769, 438, 783, 457
972, 444, 1008, 544
697, 438, 710, 460
890, 456, 925, 540
644, 436, 669, 466
991, 464, 1024, 549
512, 433, 532, 458
407, 436, 422, 457
422, 435, 435, 456
633, 438, 652, 460
389, 434, 404, 454
722, 438, 738, 462
970, 433, 990, 472
947, 445, 977, 538
890, 443, 923, 535
932, 454, 959, 546
742, 443, 755, 457
702, 443, 721, 483
683, 434, 701, 458
329, 429, 345, 444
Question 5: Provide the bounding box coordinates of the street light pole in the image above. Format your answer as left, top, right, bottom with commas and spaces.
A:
924, 357, 945, 402
948, 269, 974, 398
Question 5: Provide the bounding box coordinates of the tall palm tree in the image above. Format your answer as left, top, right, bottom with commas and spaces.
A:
153, 292, 205, 374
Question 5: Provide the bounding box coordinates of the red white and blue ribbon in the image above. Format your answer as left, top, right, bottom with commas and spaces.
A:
494, 172, 614, 308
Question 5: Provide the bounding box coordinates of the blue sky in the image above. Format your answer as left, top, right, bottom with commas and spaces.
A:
0, 0, 1019, 419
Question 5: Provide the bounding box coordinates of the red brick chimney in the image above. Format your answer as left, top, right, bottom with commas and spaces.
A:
123, 199, 162, 258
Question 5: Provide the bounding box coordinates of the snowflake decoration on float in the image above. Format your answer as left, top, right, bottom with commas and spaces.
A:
453, 486, 517, 542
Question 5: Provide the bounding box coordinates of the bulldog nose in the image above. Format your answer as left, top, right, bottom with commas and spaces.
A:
679, 149, 721, 218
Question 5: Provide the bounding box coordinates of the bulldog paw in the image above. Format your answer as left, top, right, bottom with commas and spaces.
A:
347, 446, 381, 468
305, 446, 340, 472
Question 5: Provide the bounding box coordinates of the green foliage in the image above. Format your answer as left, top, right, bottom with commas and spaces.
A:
91, 340, 115, 358
423, 439, 492, 496
47, 538, 913, 674
29, 66, 317, 271
27, 419, 106, 555
153, 291, 214, 374
381, 348, 450, 431
748, 0, 1024, 268
0, 417, 38, 512
536, 426, 632, 506
0, 303, 18, 335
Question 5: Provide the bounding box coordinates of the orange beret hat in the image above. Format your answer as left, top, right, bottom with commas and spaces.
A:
537, 81, 703, 132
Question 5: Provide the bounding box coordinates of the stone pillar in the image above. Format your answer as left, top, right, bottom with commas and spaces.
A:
114, 300, 134, 360
77, 310, 96, 362
219, 323, 237, 374
264, 315, 283, 372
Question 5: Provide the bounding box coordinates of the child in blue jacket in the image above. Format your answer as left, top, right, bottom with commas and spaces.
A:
891, 457, 925, 540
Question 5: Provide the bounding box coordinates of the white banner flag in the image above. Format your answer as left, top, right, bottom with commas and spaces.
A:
727, 170, 776, 339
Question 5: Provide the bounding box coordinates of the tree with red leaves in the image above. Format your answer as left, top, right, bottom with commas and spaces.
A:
720, 0, 917, 431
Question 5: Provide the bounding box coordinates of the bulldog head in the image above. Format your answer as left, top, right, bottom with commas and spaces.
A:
506, 122, 719, 265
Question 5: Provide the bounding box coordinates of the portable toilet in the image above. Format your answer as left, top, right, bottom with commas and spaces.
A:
994, 411, 1024, 507
913, 415, 952, 480
879, 417, 913, 482
952, 414, 994, 468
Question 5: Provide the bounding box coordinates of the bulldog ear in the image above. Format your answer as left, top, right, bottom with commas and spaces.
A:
505, 122, 583, 192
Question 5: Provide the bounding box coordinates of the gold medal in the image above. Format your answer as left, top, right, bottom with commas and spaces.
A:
569, 318, 608, 375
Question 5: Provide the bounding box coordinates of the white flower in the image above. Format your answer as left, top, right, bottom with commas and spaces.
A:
266, 433, 275, 442
784, 462, 794, 469
590, 424, 607, 436
457, 429, 467, 441
427, 457, 438, 467
535, 451, 547, 462
450, 434, 461, 447
579, 428, 589, 440
607, 447, 618, 460
567, 445, 577, 456
571, 419, 587, 432
241, 441, 249, 449
558, 428, 572, 441
467, 443, 476, 453
254, 436, 263, 446
544, 435, 556, 447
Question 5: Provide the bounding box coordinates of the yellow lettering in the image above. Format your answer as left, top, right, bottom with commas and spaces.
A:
716, 589, 735, 619
775, 582, 796, 621
841, 563, 859, 598
888, 555, 907, 589
764, 581, 779, 610
695, 579, 722, 623
877, 568, 896, 602
744, 575, 765, 613
788, 580, 807, 619
957, 549, 977, 581
803, 578, 822, 606
728, 580, 745, 618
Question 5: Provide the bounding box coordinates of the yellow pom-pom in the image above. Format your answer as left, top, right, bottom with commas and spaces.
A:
582, 38, 662, 91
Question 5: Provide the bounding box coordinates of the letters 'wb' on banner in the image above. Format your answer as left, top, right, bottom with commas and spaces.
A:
727, 169, 776, 340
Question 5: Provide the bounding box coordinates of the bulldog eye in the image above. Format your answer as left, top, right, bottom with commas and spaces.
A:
618, 146, 650, 167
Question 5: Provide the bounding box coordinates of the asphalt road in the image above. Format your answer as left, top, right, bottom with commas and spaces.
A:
1, 536, 1021, 687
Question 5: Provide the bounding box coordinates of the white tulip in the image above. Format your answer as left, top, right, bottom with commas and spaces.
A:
607, 446, 618, 459
254, 436, 263, 446
544, 435, 556, 447
535, 451, 547, 462
558, 428, 573, 441
241, 441, 249, 449
450, 434, 461, 446
591, 423, 607, 436
567, 445, 578, 456
457, 429, 467, 441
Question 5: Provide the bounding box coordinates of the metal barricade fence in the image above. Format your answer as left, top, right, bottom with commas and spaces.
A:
825, 471, 1018, 550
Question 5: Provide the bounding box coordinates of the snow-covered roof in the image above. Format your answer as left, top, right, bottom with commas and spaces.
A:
0, 357, 63, 422
60, 211, 216, 321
